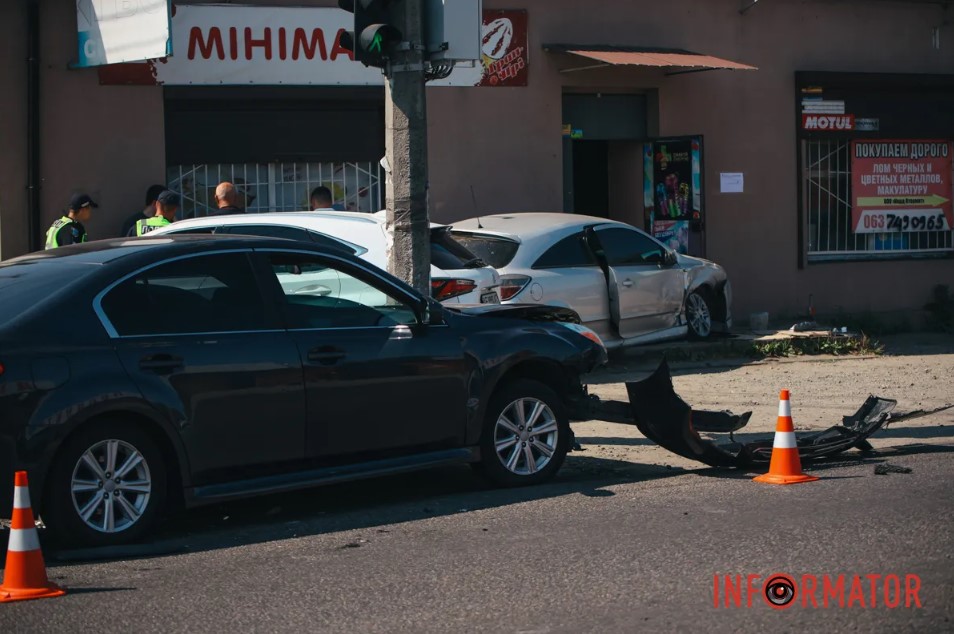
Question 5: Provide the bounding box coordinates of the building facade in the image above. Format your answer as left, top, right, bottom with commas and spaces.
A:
1, 0, 952, 323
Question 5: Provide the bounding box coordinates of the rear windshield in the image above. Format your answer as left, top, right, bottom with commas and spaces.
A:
430, 228, 485, 269
449, 232, 520, 268
0, 260, 96, 327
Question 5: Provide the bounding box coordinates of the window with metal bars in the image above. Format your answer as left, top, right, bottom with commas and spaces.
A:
167, 161, 383, 219
803, 139, 953, 261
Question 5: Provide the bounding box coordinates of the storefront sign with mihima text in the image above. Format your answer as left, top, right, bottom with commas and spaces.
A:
97, 4, 527, 88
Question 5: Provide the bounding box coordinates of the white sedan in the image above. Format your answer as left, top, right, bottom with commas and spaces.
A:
450, 213, 732, 347
149, 211, 501, 305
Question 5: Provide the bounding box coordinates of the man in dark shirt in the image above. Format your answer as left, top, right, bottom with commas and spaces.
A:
45, 193, 97, 249
209, 182, 245, 216
120, 184, 166, 238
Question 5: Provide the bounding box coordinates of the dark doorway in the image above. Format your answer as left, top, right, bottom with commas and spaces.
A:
571, 140, 609, 217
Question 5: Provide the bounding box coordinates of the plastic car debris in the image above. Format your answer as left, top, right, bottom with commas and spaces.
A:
575, 358, 899, 468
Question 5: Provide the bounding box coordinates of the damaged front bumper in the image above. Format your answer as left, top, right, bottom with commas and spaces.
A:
572, 359, 898, 468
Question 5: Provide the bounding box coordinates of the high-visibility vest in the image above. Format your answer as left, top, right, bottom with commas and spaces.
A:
135, 216, 171, 236
44, 216, 84, 250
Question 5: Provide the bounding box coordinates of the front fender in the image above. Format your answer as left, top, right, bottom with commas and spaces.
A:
461, 326, 599, 445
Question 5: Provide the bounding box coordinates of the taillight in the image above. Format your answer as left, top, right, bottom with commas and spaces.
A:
498, 275, 531, 301
0, 361, 4, 377
431, 278, 478, 301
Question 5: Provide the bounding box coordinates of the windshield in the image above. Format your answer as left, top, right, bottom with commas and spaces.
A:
430, 228, 486, 269
449, 232, 520, 268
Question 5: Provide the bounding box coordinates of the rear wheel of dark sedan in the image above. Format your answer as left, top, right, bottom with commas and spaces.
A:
476, 379, 570, 487
45, 421, 167, 547
686, 289, 713, 340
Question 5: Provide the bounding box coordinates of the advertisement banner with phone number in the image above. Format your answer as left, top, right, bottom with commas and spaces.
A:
851, 140, 953, 234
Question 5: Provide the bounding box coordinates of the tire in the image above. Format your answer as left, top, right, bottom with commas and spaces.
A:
686, 289, 714, 340
45, 421, 167, 547
475, 379, 570, 487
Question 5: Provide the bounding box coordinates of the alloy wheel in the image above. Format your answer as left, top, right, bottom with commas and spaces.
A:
687, 292, 712, 338
493, 397, 559, 476
70, 439, 152, 534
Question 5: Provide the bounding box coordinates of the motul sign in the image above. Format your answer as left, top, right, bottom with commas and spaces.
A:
802, 114, 855, 131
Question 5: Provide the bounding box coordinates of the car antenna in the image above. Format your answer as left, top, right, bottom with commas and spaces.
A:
470, 185, 483, 229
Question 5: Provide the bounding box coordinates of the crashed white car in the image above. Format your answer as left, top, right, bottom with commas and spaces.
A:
150, 211, 502, 305
450, 213, 732, 347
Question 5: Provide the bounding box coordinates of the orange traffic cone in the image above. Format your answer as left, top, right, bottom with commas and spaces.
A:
0, 471, 66, 602
753, 390, 820, 485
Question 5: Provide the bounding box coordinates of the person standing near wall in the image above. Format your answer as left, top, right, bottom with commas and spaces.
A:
209, 182, 245, 216
44, 193, 97, 249
128, 190, 180, 236
310, 186, 335, 211
121, 184, 166, 238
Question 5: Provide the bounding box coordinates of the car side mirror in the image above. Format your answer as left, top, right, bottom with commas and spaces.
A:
665, 250, 677, 266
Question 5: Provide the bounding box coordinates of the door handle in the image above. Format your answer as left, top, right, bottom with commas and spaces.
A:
139, 354, 183, 372
307, 347, 346, 365
621, 279, 634, 288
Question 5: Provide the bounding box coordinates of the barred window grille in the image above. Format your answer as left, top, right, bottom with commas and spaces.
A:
803, 139, 953, 260
167, 161, 383, 219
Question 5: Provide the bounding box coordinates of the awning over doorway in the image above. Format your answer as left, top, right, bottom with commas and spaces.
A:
544, 45, 758, 75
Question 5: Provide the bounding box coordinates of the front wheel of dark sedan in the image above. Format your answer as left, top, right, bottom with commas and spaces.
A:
46, 422, 167, 547
476, 379, 570, 487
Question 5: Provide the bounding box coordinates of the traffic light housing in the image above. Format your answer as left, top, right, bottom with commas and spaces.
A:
338, 0, 404, 70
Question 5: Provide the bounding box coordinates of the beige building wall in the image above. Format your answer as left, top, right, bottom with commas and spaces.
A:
0, 1, 29, 260
1, 0, 951, 323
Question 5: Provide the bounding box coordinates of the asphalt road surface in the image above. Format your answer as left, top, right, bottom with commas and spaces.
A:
2, 340, 953, 632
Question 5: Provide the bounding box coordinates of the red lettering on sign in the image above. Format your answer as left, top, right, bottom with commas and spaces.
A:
330, 28, 353, 61
229, 27, 238, 60
292, 28, 328, 60
188, 26, 224, 60
245, 27, 273, 60
278, 27, 287, 60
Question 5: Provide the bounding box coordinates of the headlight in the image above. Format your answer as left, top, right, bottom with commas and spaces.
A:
557, 322, 605, 349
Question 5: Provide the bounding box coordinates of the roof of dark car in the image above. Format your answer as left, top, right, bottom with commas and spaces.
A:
2, 234, 335, 268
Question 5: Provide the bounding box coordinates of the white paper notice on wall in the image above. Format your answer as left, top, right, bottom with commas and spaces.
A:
720, 173, 744, 193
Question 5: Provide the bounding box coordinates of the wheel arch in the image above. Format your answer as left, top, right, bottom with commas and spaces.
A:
38, 408, 188, 515
467, 356, 582, 446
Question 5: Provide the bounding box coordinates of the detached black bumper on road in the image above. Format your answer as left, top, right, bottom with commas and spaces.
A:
574, 359, 898, 468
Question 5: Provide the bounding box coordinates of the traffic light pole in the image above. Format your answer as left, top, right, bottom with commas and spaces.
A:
384, 0, 430, 298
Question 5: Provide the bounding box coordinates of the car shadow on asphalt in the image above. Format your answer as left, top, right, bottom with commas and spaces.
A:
27, 443, 954, 566
34, 454, 691, 565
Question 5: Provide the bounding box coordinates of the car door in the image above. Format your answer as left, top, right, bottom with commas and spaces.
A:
253, 248, 469, 460
592, 226, 686, 339
530, 230, 613, 341
98, 250, 307, 485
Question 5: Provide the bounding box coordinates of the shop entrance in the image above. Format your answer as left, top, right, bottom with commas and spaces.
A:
562, 94, 647, 227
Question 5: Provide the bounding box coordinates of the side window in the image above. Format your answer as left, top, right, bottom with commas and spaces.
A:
304, 230, 359, 255
263, 253, 417, 329
532, 232, 597, 268
222, 225, 311, 242
101, 253, 269, 336
164, 226, 220, 235
595, 228, 667, 266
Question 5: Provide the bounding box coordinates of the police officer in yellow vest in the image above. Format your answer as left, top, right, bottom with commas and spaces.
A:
44, 193, 97, 249
128, 190, 180, 236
